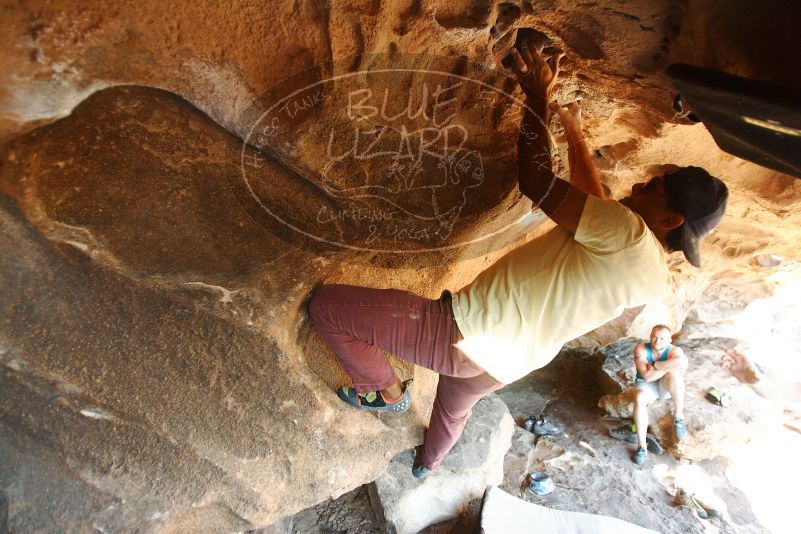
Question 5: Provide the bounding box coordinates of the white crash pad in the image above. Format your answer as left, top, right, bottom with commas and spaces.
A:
481, 486, 660, 534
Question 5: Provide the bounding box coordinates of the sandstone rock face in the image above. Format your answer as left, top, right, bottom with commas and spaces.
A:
1, 0, 801, 531
597, 338, 780, 460
598, 338, 638, 395
0, 85, 447, 532
368, 394, 513, 534
0, 0, 692, 145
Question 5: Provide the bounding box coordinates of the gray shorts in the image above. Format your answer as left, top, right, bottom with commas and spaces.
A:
636, 379, 671, 402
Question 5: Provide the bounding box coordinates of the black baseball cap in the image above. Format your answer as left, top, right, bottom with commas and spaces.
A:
663, 166, 729, 267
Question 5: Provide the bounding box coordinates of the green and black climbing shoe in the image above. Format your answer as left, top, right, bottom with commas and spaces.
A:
608, 424, 664, 454
337, 380, 412, 413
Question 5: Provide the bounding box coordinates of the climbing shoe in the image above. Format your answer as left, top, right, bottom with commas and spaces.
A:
674, 418, 687, 441
693, 494, 723, 519
524, 417, 564, 436
336, 380, 412, 413
412, 448, 430, 480
608, 424, 638, 443
676, 488, 713, 519
608, 425, 663, 454
412, 460, 430, 480
705, 387, 730, 407
632, 446, 647, 466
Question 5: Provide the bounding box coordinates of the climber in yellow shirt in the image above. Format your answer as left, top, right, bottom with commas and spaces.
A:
310, 37, 729, 479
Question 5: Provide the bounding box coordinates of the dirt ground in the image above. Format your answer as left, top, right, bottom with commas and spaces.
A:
283, 346, 792, 533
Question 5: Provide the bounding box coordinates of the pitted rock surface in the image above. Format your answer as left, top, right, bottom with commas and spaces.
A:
0, 86, 446, 531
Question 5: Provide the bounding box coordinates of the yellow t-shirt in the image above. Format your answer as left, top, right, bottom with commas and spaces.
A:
451, 195, 670, 384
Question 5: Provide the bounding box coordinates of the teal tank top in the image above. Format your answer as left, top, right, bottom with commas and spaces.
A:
635, 343, 671, 381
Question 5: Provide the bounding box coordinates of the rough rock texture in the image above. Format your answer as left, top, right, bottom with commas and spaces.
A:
598, 339, 638, 395
0, 85, 447, 531
597, 338, 781, 460
0, 0, 693, 144
3, 0, 799, 142
285, 485, 379, 534
368, 394, 513, 534
1, 0, 801, 531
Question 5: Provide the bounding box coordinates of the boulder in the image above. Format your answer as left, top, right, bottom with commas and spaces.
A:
596, 338, 640, 418
0, 86, 449, 532
598, 389, 637, 420
597, 338, 639, 395
368, 394, 514, 534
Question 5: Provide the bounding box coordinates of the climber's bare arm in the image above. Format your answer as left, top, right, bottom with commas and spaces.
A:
634, 344, 658, 381
511, 42, 587, 234
636, 345, 687, 382
549, 101, 606, 199
722, 349, 801, 402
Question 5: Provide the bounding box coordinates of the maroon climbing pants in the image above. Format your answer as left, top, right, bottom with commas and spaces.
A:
308, 284, 504, 470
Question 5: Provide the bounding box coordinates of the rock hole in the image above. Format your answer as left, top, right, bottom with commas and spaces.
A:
434, 0, 494, 30
393, 0, 422, 36
490, 2, 522, 39
562, 24, 603, 60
